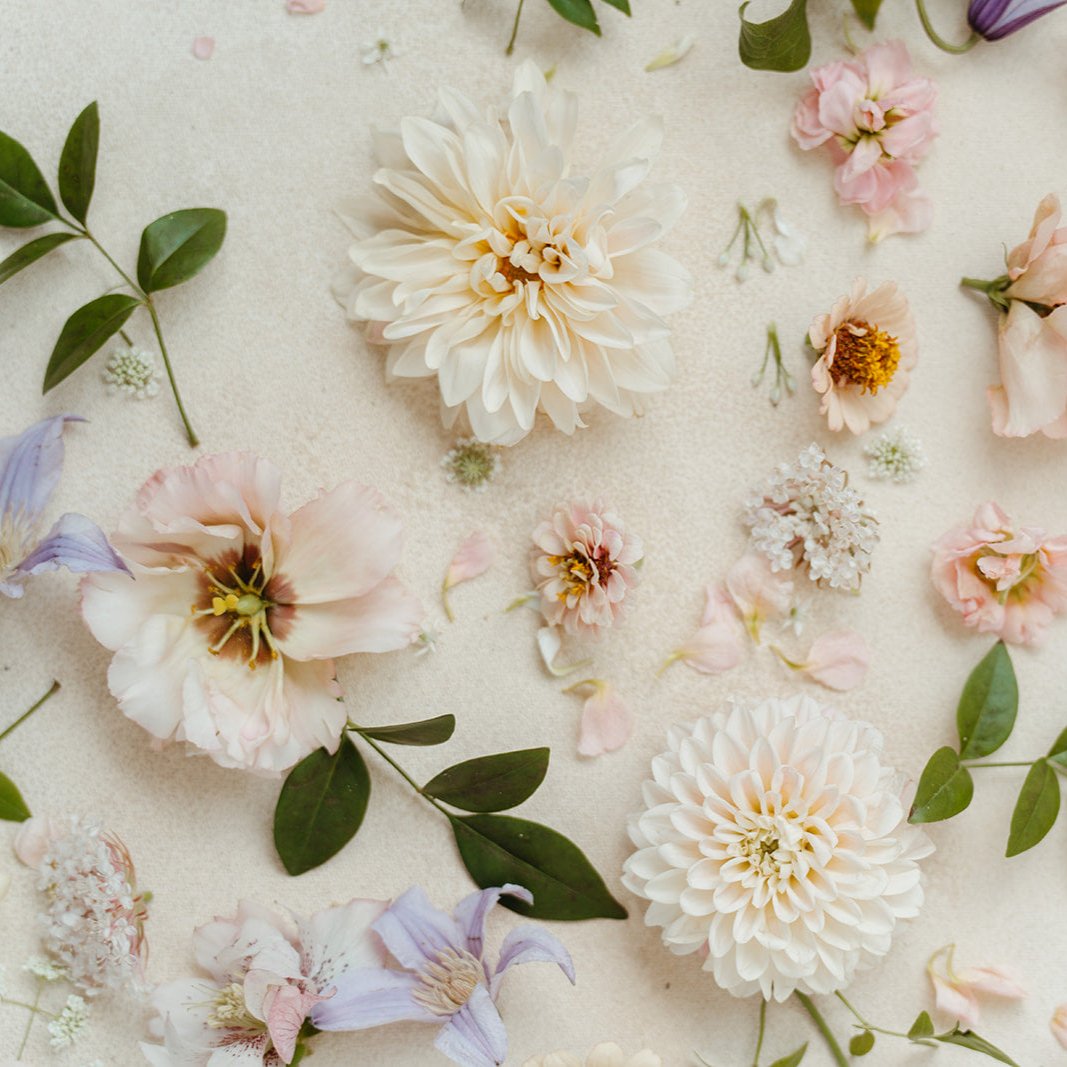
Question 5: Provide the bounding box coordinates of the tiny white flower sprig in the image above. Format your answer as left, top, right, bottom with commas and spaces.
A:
719, 198, 805, 282
1, 957, 91, 1059
864, 425, 927, 483
0, 102, 227, 446
751, 322, 795, 405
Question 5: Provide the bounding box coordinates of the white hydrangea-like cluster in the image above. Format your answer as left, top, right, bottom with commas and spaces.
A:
102, 346, 160, 399
47, 994, 90, 1049
864, 425, 927, 483
743, 443, 879, 591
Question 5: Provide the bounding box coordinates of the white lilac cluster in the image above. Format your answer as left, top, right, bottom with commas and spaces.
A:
864, 425, 927, 483
47, 994, 90, 1049
743, 443, 879, 592
102, 346, 160, 399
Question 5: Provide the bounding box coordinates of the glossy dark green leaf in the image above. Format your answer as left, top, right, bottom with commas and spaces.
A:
850, 0, 883, 28
0, 131, 58, 228
934, 1026, 1020, 1065
600, 0, 631, 12
450, 813, 627, 921
738, 0, 810, 72
768, 1045, 807, 1067
1005, 760, 1059, 857
58, 102, 99, 224
908, 1012, 936, 1041
274, 736, 371, 875
357, 715, 456, 746
546, 0, 600, 34
957, 641, 1018, 759
43, 293, 141, 392
136, 208, 227, 292
425, 748, 549, 812
909, 747, 974, 824
0, 771, 30, 822
850, 1031, 875, 1056
0, 232, 81, 286
1046, 725, 1067, 768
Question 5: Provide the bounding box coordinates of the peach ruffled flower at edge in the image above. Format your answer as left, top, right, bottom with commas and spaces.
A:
930, 501, 1067, 645
809, 278, 917, 434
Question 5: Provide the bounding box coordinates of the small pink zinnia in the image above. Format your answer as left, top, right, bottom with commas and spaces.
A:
531, 499, 642, 638
931, 501, 1067, 645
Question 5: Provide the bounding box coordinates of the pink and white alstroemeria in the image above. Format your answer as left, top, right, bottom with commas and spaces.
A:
141, 898, 388, 1066
81, 452, 422, 773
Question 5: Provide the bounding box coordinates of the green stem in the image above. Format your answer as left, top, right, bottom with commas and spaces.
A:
795, 993, 848, 1067
0, 681, 59, 745
963, 759, 1037, 768
15, 983, 42, 1061
751, 998, 767, 1067
914, 0, 980, 52
145, 296, 199, 447
834, 991, 871, 1028
82, 226, 140, 291
350, 726, 451, 817
505, 0, 526, 55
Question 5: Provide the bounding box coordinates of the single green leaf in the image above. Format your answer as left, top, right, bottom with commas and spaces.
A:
0, 232, 81, 286
738, 0, 810, 73
0, 771, 30, 822
957, 641, 1018, 759
1046, 725, 1067, 768
850, 0, 883, 28
450, 813, 627, 921
274, 736, 371, 875
43, 293, 141, 392
424, 748, 549, 812
1005, 760, 1060, 857
908, 1012, 936, 1040
909, 747, 974, 824
600, 0, 631, 12
136, 207, 227, 293
58, 102, 99, 225
850, 1031, 875, 1056
546, 0, 601, 34
768, 1045, 807, 1067
935, 1026, 1020, 1066
0, 131, 58, 228
358, 715, 456, 746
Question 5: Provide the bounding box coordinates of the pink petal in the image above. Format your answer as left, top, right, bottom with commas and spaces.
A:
674, 585, 745, 675
955, 966, 1026, 1000
192, 36, 215, 60
265, 984, 329, 1063
725, 553, 793, 637
931, 973, 982, 1028
799, 630, 870, 691
445, 530, 495, 589
573, 681, 633, 757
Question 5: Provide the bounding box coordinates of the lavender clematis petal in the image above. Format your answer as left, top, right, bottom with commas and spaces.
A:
310, 967, 433, 1031
453, 884, 532, 959
968, 0, 1067, 38
0, 415, 83, 529
491, 924, 576, 995
433, 984, 507, 1067
372, 885, 466, 970
16, 512, 130, 579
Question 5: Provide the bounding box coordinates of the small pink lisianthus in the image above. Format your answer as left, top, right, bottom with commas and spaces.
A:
531, 499, 642, 638
931, 501, 1067, 645
81, 452, 423, 773
791, 41, 937, 241
809, 279, 917, 434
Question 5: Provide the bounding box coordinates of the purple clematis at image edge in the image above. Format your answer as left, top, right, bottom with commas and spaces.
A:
969, 0, 1067, 38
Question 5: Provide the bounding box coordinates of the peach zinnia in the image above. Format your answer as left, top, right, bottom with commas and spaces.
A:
809, 279, 917, 434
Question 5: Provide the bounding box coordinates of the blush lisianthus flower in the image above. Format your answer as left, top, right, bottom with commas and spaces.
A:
531, 499, 642, 637
930, 501, 1067, 645
141, 898, 387, 1066
809, 279, 917, 434
791, 42, 937, 241
313, 885, 575, 1067
525, 1045, 661, 1067
81, 452, 422, 773
15, 816, 149, 995
969, 0, 1067, 38
335, 60, 692, 445
622, 695, 932, 1001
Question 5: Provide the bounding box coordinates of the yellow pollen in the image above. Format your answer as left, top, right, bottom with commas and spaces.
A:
831, 320, 900, 394
212, 593, 239, 615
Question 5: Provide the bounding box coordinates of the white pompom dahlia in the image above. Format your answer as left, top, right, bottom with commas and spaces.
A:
336, 61, 692, 445
622, 696, 932, 1001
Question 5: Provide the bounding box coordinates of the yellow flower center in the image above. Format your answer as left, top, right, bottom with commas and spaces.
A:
192, 557, 280, 669
207, 982, 259, 1030
831, 320, 900, 394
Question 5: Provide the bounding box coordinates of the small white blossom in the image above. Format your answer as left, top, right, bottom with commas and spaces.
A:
441, 438, 501, 492
47, 994, 90, 1049
360, 31, 395, 65
102, 347, 160, 399
864, 425, 927, 483
23, 955, 65, 982
743, 444, 879, 592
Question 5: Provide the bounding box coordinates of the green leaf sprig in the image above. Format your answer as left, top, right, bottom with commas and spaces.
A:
273, 714, 627, 922
0, 103, 226, 447
908, 640, 1067, 856
504, 0, 631, 55
0, 680, 60, 822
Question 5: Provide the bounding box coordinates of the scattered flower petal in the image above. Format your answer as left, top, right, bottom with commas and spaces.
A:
725, 553, 793, 642
1051, 1003, 1067, 1050
664, 585, 745, 675
536, 626, 591, 678
791, 629, 870, 691
928, 945, 1026, 1029
644, 35, 695, 71
443, 531, 495, 621
192, 36, 215, 60
564, 680, 633, 757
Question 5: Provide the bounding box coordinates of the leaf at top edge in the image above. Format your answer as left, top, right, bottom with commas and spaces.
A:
738, 0, 811, 73
0, 232, 81, 287
136, 207, 227, 293
0, 130, 58, 228
58, 102, 100, 225
43, 293, 141, 393
1005, 759, 1060, 857
909, 747, 974, 824
357, 715, 456, 746
424, 748, 549, 812
957, 640, 1018, 760
850, 0, 883, 29
546, 0, 601, 34
0, 771, 31, 822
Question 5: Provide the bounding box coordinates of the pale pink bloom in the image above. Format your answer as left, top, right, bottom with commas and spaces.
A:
1051, 1004, 1067, 1050
81, 453, 423, 774
795, 630, 870, 691
809, 278, 917, 434
142, 898, 386, 1066
791, 41, 937, 240
565, 679, 633, 757
928, 946, 1025, 1029
931, 501, 1067, 645
442, 530, 495, 621
287, 0, 325, 10
1005, 194, 1067, 307
725, 552, 793, 641
192, 36, 214, 60
667, 584, 745, 675
987, 301, 1067, 438
531, 499, 642, 638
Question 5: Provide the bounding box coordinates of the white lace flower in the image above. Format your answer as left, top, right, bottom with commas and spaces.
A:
622, 695, 933, 1001
336, 61, 691, 444
23, 955, 65, 982
48, 994, 90, 1048
864, 425, 927, 483
102, 346, 160, 399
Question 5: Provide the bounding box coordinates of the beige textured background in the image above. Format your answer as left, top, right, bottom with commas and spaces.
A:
1, 0, 1066, 1064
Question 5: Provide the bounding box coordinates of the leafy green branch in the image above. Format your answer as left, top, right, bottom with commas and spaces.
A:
504, 0, 631, 55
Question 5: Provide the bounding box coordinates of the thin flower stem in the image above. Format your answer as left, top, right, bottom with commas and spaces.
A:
350, 726, 452, 817
914, 0, 980, 53
82, 226, 140, 292
834, 991, 870, 1028
145, 297, 200, 447
795, 993, 849, 1067
0, 680, 60, 745
441, 582, 455, 623
505, 0, 526, 55
751, 998, 767, 1067
15, 982, 43, 1061
963, 759, 1037, 768
4, 999, 55, 1015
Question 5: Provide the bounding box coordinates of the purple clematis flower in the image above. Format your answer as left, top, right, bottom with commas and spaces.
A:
968, 0, 1067, 38
311, 884, 575, 1067
0, 415, 129, 598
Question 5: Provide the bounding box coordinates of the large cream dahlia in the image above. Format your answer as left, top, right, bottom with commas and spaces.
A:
622, 695, 932, 1001
336, 61, 692, 445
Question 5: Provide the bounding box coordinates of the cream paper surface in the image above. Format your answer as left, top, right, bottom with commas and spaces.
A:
1, 1, 1065, 1064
